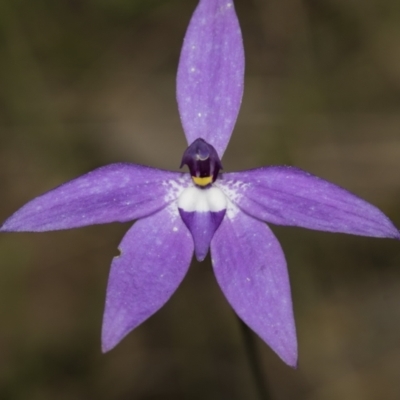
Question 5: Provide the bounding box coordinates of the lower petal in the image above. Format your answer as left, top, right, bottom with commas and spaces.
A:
179, 210, 225, 262
211, 208, 297, 367
178, 185, 227, 261
101, 205, 193, 352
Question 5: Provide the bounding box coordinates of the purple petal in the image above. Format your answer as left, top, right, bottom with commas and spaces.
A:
102, 205, 193, 352
177, 0, 244, 158
179, 209, 226, 261
1, 163, 190, 232
219, 167, 400, 239
211, 209, 297, 367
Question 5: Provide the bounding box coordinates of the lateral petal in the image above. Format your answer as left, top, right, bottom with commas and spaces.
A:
219, 167, 400, 239
211, 208, 297, 367
102, 205, 193, 352
177, 0, 244, 158
1, 163, 190, 232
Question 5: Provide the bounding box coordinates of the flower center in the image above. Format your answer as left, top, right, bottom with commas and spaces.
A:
180, 138, 222, 187
178, 186, 227, 213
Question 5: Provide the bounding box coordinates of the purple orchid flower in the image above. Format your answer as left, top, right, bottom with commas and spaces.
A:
1, 0, 399, 368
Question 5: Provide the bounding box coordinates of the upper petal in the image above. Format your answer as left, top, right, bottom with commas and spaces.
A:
211, 207, 297, 367
1, 163, 190, 232
177, 0, 244, 158
218, 166, 400, 239
102, 205, 194, 352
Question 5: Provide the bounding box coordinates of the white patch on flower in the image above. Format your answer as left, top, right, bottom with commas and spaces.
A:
226, 198, 240, 219
163, 178, 188, 203
164, 202, 179, 218
215, 179, 248, 203
178, 186, 227, 213
215, 180, 249, 219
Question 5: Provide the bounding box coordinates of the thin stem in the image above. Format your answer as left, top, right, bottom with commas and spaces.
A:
238, 319, 272, 400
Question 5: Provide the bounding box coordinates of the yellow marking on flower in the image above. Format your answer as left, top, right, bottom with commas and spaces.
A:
192, 176, 213, 187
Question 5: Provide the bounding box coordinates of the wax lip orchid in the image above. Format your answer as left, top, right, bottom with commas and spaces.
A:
1, 0, 399, 368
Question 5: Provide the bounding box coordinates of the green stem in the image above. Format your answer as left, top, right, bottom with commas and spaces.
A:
238, 319, 272, 400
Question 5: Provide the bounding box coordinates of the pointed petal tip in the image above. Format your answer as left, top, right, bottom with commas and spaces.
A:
101, 308, 135, 354
266, 336, 298, 368
101, 318, 126, 354
101, 330, 122, 354
375, 217, 400, 240
0, 219, 37, 233
370, 221, 400, 240
392, 228, 400, 240
195, 250, 207, 262
281, 350, 298, 369
0, 217, 19, 232
101, 342, 112, 354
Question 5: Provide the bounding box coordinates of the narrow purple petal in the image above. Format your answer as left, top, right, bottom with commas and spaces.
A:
102, 205, 193, 352
177, 0, 244, 158
219, 167, 400, 239
211, 209, 297, 367
179, 209, 226, 261
1, 163, 190, 232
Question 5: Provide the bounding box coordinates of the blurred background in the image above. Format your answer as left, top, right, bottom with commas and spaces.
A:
0, 0, 400, 399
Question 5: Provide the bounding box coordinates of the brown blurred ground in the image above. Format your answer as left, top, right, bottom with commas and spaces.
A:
0, 0, 400, 399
